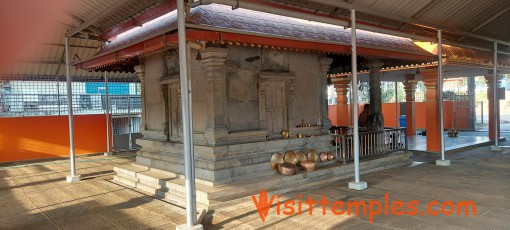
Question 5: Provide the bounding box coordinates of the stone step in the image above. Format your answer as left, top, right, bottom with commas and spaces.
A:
113, 151, 412, 211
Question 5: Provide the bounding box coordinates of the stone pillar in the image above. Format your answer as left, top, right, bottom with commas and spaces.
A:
202, 47, 229, 145
134, 65, 146, 132
319, 57, 333, 134
334, 77, 351, 127
421, 68, 441, 152
403, 74, 417, 136
484, 74, 501, 139
368, 60, 385, 131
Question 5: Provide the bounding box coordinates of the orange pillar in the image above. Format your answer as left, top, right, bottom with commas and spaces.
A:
403, 74, 417, 136
422, 68, 441, 152
484, 74, 501, 139
334, 78, 351, 127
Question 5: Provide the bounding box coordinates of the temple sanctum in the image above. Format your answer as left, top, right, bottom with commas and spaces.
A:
76, 4, 510, 208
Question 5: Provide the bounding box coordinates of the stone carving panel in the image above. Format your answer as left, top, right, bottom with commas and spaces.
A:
165, 50, 179, 75
261, 48, 289, 72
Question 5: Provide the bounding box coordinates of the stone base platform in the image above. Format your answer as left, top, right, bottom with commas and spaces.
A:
113, 151, 412, 210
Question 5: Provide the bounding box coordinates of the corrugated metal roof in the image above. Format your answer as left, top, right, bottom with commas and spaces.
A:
0, 0, 153, 79
269, 0, 510, 48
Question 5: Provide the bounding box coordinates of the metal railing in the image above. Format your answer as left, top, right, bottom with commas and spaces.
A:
333, 128, 407, 164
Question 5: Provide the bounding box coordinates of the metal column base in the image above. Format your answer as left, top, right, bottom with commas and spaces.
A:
435, 159, 451, 166
176, 224, 203, 230
348, 181, 368, 191
490, 146, 502, 152
66, 175, 81, 182
104, 152, 114, 156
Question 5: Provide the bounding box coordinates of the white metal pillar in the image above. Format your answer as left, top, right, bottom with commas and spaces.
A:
436, 30, 450, 166
348, 9, 367, 190
395, 81, 399, 128
128, 96, 132, 150
491, 42, 502, 151
176, 0, 202, 229
104, 71, 113, 155
65, 36, 81, 182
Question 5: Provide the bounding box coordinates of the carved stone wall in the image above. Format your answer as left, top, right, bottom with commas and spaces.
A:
261, 48, 289, 72
141, 52, 167, 141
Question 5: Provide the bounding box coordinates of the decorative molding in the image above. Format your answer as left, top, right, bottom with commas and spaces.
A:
165, 49, 179, 75
261, 48, 289, 72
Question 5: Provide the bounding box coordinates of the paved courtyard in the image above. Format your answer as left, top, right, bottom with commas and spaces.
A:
1, 144, 510, 229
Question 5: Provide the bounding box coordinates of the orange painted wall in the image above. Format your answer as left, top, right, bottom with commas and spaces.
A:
381, 103, 401, 127
0, 114, 111, 163
329, 101, 467, 130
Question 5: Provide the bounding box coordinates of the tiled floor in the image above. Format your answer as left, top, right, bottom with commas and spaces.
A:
1, 145, 510, 229
202, 145, 510, 229
0, 152, 187, 230
407, 131, 495, 152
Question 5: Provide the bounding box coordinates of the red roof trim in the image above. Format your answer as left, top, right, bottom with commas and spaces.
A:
77, 30, 433, 70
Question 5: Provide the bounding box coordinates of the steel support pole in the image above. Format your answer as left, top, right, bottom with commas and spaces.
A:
436, 30, 450, 166
438, 30, 445, 159
176, 0, 200, 229
350, 82, 354, 131
186, 43, 197, 224
492, 42, 501, 151
65, 36, 80, 182
128, 96, 132, 150
348, 9, 367, 190
105, 71, 112, 155
481, 101, 484, 125
395, 81, 399, 128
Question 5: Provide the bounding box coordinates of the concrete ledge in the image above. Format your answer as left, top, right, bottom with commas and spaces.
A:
436, 159, 451, 166
66, 175, 81, 183
348, 181, 368, 190
176, 224, 203, 230
490, 146, 502, 152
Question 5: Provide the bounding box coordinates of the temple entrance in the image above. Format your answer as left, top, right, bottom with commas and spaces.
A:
265, 81, 288, 135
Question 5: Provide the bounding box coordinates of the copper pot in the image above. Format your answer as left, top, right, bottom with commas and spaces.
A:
270, 153, 284, 170
284, 151, 297, 165
300, 160, 317, 172
308, 149, 318, 162
278, 163, 296, 176
281, 130, 289, 139
296, 151, 307, 164
327, 152, 335, 161
319, 152, 329, 162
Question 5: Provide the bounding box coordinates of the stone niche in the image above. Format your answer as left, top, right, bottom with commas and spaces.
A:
134, 45, 333, 183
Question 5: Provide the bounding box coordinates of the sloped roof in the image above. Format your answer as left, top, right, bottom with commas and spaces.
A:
83, 4, 432, 67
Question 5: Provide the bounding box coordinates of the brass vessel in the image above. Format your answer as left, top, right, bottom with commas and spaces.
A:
278, 163, 296, 176
327, 152, 335, 161
308, 149, 318, 161
300, 160, 317, 172
281, 130, 289, 139
296, 151, 307, 164
284, 151, 297, 165
319, 152, 329, 162
270, 153, 284, 170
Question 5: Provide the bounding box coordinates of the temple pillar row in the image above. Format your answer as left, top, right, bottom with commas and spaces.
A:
368, 60, 385, 131
202, 47, 229, 145
319, 57, 333, 134
421, 68, 441, 152
334, 77, 351, 127
134, 65, 147, 132
403, 74, 417, 136
484, 74, 501, 140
